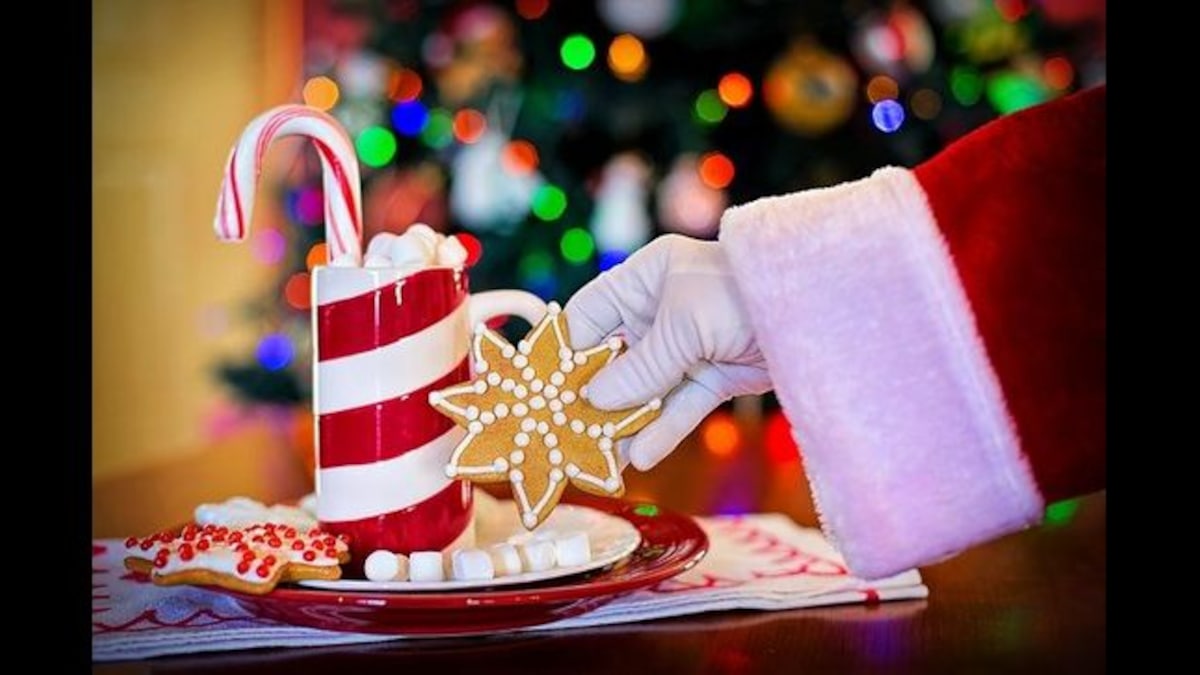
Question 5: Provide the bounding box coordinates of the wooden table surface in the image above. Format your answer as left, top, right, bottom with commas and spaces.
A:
93, 418, 1106, 673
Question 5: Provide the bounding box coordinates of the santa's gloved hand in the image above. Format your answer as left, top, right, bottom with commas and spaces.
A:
564, 234, 771, 470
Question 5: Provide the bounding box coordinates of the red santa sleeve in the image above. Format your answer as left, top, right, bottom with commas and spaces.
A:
718, 86, 1105, 580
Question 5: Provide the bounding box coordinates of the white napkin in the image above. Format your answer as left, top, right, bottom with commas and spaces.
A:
92, 514, 927, 661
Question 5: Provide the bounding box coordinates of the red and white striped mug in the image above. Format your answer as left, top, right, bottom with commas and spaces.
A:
311, 265, 545, 562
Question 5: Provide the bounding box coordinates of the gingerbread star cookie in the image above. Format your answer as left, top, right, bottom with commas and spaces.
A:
429, 302, 661, 529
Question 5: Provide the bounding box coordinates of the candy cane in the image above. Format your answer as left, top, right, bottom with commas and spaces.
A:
214, 105, 364, 265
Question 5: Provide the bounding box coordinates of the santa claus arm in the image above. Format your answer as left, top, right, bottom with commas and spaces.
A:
718, 86, 1106, 579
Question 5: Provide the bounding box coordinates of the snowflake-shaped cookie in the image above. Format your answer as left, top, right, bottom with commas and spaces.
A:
428, 302, 662, 529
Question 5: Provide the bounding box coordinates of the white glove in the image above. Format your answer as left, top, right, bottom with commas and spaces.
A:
564, 234, 771, 470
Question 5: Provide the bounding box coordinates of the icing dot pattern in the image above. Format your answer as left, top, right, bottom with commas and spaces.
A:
429, 302, 662, 529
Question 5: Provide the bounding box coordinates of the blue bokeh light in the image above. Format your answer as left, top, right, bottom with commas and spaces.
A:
256, 333, 295, 371
391, 101, 429, 137
871, 99, 905, 133
598, 250, 628, 272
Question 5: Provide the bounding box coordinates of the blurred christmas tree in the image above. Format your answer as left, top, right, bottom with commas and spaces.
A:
215, 0, 1105, 414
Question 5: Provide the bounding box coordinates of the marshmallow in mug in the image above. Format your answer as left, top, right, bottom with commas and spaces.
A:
362, 224, 470, 270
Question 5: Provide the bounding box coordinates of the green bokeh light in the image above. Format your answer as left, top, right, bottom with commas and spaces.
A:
1044, 498, 1081, 526
694, 89, 728, 125
518, 249, 555, 281
420, 109, 454, 149
355, 126, 397, 168
532, 185, 568, 221
633, 504, 659, 517
986, 72, 1049, 115
950, 67, 984, 106
559, 228, 595, 265
560, 34, 596, 71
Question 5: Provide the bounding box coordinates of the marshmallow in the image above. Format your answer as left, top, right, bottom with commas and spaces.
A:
365, 232, 398, 258
451, 548, 496, 581
406, 223, 440, 249
388, 232, 436, 269
554, 532, 592, 567
518, 540, 557, 572
364, 550, 408, 582
436, 235, 469, 267
408, 551, 445, 582
487, 543, 524, 577
363, 253, 392, 268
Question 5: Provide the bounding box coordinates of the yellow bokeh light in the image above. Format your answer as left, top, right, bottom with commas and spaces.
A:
302, 76, 340, 111
608, 34, 648, 82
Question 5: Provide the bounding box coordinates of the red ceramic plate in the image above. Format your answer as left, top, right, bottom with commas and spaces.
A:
206, 495, 708, 635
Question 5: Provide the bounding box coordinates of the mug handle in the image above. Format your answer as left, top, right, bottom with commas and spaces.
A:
467, 290, 548, 333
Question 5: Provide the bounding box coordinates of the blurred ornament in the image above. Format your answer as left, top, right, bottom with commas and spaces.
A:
851, 5, 935, 80
1035, 0, 1107, 27
531, 184, 567, 221
364, 163, 448, 241
597, 0, 681, 39
336, 52, 389, 99
909, 88, 943, 119
387, 66, 423, 102
953, 4, 1029, 64
591, 153, 653, 254
698, 151, 735, 189
865, 75, 900, 104
986, 69, 1049, 114
560, 228, 596, 265
252, 228, 286, 265
356, 126, 397, 168
450, 131, 542, 233
1042, 56, 1075, 91
927, 0, 986, 24
656, 154, 727, 238
763, 42, 858, 137
431, 4, 523, 107
694, 89, 728, 125
516, 0, 550, 21
284, 273, 311, 310
561, 33, 598, 71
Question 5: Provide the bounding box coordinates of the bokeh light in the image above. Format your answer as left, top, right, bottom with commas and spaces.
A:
305, 243, 328, 270
452, 109, 488, 144
865, 75, 899, 104
516, 0, 550, 20
456, 232, 484, 267
608, 34, 648, 82
1045, 498, 1081, 526
701, 412, 741, 458
560, 227, 595, 264
560, 34, 597, 71
950, 66, 984, 105
871, 99, 905, 133
532, 184, 567, 221
420, 109, 455, 148
698, 151, 735, 189
694, 89, 728, 124
986, 71, 1048, 114
718, 72, 753, 108
1043, 56, 1075, 90
302, 76, 340, 111
256, 333, 295, 371
356, 126, 397, 167
518, 249, 557, 299
994, 0, 1029, 22
764, 411, 800, 464
387, 67, 422, 102
291, 187, 324, 226
391, 100, 429, 136
910, 88, 943, 120
502, 140, 540, 175
251, 228, 286, 265
284, 272, 311, 310
598, 250, 627, 271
